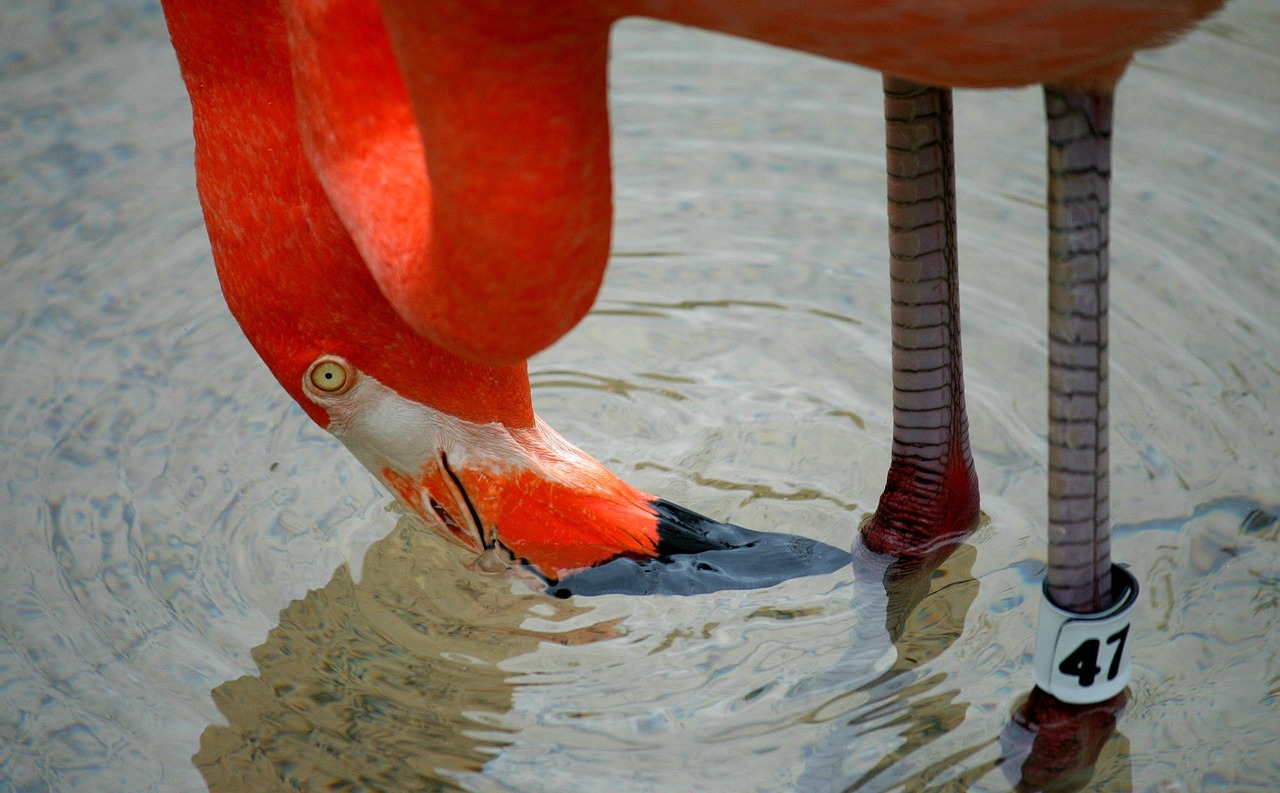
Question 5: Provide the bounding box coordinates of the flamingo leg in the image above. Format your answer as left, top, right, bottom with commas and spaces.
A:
1044, 86, 1115, 612
863, 77, 980, 557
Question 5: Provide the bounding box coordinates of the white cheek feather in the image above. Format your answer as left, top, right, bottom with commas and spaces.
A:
304, 368, 610, 492
312, 372, 518, 474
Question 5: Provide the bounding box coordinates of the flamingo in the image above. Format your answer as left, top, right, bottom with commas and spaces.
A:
159, 0, 1222, 604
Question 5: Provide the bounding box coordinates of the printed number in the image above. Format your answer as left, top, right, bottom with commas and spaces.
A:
1105, 625, 1129, 681
1058, 625, 1130, 688
1058, 639, 1102, 687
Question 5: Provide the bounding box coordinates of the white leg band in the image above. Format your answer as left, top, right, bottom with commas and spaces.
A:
1031, 564, 1139, 704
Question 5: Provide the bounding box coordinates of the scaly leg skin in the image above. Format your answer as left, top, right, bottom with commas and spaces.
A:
996, 86, 1124, 792
1045, 86, 1114, 614
861, 77, 981, 560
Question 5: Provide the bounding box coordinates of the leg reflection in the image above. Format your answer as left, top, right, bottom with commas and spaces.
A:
1000, 688, 1132, 792
798, 534, 981, 788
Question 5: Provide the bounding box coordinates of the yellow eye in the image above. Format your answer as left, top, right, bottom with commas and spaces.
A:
307, 356, 353, 395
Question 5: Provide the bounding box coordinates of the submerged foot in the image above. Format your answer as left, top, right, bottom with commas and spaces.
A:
860, 441, 981, 560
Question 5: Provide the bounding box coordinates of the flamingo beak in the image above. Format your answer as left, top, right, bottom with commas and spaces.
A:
300, 355, 850, 592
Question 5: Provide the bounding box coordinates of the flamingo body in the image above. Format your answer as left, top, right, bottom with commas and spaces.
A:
293, 0, 1220, 365
161, 0, 1221, 588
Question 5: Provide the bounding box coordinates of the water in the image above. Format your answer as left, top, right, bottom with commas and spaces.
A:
2, 1, 1278, 790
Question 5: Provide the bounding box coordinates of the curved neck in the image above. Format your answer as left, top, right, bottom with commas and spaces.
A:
161, 0, 535, 428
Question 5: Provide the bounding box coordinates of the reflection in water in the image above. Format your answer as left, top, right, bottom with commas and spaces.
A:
196, 512, 612, 790
1001, 689, 1132, 793
191, 500, 1277, 790
798, 541, 981, 789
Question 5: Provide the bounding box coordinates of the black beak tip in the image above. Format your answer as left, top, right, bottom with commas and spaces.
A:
551, 498, 851, 597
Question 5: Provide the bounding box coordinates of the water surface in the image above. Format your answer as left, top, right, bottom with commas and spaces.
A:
1, 1, 1278, 790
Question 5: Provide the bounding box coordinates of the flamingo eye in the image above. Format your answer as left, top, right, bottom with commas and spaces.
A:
306, 356, 354, 395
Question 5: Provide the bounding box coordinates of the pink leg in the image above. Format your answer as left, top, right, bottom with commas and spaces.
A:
993, 91, 1124, 789
1045, 86, 1114, 612
862, 77, 980, 558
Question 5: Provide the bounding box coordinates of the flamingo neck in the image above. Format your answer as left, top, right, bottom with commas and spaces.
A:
161, 0, 535, 429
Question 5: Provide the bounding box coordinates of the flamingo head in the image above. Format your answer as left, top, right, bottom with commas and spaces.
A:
196, 149, 665, 582
204, 212, 666, 581
295, 352, 668, 579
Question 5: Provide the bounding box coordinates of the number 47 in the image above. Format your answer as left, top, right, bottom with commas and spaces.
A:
1058, 625, 1130, 688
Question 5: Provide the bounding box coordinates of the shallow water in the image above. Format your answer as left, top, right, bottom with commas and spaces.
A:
2, 1, 1278, 790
